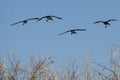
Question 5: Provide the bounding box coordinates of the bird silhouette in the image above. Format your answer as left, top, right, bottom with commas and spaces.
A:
93, 19, 117, 28
58, 29, 87, 35
11, 18, 39, 25
37, 15, 62, 22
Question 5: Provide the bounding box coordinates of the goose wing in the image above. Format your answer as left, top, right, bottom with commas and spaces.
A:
93, 21, 104, 24
51, 16, 63, 19
74, 29, 87, 31
37, 16, 46, 21
11, 20, 24, 25
27, 18, 39, 21
58, 30, 70, 35
108, 19, 117, 22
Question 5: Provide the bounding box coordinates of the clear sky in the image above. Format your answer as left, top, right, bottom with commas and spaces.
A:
0, 0, 120, 68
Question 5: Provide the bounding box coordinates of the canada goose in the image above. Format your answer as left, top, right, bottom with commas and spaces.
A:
58, 29, 87, 35
37, 15, 62, 22
93, 19, 117, 28
11, 18, 39, 25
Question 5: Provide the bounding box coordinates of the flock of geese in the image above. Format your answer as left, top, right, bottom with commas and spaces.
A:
11, 15, 117, 35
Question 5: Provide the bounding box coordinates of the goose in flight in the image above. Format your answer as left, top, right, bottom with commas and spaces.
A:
93, 19, 117, 28
37, 15, 62, 22
11, 18, 39, 25
58, 29, 87, 35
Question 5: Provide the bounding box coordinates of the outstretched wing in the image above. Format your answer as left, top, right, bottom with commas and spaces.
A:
93, 21, 104, 24
27, 18, 39, 21
58, 30, 70, 35
51, 16, 63, 19
36, 16, 46, 21
11, 21, 24, 25
74, 29, 87, 31
108, 19, 117, 22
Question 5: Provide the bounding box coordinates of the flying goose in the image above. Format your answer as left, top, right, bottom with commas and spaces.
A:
11, 18, 39, 25
93, 19, 117, 28
37, 15, 62, 22
58, 29, 87, 35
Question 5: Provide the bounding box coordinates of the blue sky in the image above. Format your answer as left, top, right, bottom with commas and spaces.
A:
0, 0, 120, 68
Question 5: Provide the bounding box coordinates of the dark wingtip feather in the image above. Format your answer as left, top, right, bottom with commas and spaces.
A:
109, 19, 117, 21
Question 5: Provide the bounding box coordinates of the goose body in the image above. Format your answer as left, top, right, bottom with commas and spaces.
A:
37, 15, 62, 22
11, 18, 39, 25
59, 29, 87, 35
94, 19, 117, 28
